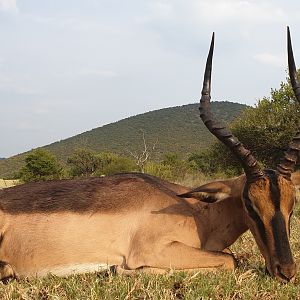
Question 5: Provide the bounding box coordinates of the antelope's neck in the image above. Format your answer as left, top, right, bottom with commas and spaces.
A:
201, 193, 248, 251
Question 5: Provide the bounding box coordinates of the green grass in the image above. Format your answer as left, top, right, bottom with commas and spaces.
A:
1, 259, 300, 299
1, 206, 300, 299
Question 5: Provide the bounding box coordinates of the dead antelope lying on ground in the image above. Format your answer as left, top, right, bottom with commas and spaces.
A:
0, 28, 299, 282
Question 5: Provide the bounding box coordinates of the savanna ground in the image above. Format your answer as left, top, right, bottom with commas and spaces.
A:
1, 177, 300, 299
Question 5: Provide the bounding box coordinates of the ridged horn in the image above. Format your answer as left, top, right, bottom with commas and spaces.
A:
277, 27, 300, 179
200, 33, 264, 181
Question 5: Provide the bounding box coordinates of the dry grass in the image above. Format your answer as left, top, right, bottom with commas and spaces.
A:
296, 189, 300, 203
174, 172, 230, 188
0, 179, 19, 189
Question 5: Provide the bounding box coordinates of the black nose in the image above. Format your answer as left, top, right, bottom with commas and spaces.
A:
276, 262, 297, 281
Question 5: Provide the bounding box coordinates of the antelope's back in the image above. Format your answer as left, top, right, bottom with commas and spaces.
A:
0, 173, 188, 215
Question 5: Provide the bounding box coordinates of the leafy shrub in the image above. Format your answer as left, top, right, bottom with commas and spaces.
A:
95, 152, 136, 176
18, 149, 63, 182
67, 148, 102, 177
145, 153, 194, 181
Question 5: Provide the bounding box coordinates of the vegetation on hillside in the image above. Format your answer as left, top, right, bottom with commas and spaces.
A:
0, 101, 246, 178
15, 147, 201, 184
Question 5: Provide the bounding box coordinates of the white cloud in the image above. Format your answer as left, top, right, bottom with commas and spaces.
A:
28, 14, 119, 35
59, 17, 104, 31
0, 74, 13, 87
0, 0, 17, 13
151, 1, 174, 20
78, 69, 118, 78
0, 74, 39, 95
198, 0, 286, 23
16, 121, 35, 130
253, 53, 285, 67
191, 0, 287, 25
141, 0, 288, 26
33, 107, 49, 115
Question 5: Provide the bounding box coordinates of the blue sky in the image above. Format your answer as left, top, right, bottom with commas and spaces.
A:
1, 0, 300, 157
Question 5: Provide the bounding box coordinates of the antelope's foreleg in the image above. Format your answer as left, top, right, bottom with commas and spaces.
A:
127, 241, 237, 272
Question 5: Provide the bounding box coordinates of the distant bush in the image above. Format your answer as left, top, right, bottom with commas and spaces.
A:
67, 148, 102, 177
95, 152, 136, 176
189, 145, 242, 177
144, 161, 174, 180
145, 152, 194, 181
18, 149, 63, 182
66, 149, 137, 178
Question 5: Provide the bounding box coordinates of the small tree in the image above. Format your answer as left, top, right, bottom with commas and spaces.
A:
67, 148, 102, 177
127, 130, 158, 173
19, 149, 63, 182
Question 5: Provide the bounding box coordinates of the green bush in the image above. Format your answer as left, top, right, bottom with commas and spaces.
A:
67, 148, 102, 177
18, 149, 63, 182
95, 152, 136, 176
189, 145, 242, 176
145, 153, 194, 181
144, 161, 174, 180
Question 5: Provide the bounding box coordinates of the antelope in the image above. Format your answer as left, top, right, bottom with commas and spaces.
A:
0, 28, 299, 283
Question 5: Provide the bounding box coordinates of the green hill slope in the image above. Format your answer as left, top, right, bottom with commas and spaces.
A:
0, 101, 247, 177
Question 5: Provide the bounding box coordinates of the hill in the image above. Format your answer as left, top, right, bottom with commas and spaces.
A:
0, 101, 247, 177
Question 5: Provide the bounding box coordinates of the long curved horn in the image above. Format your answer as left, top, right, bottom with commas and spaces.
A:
277, 27, 300, 179
287, 27, 300, 102
200, 33, 264, 181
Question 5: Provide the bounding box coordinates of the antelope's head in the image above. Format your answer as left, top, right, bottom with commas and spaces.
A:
200, 28, 299, 282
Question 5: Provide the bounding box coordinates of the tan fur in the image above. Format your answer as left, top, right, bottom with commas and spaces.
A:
278, 176, 296, 213
291, 170, 300, 186
0, 173, 245, 279
248, 178, 276, 221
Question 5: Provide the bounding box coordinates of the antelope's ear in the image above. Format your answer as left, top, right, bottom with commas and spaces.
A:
178, 181, 232, 203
